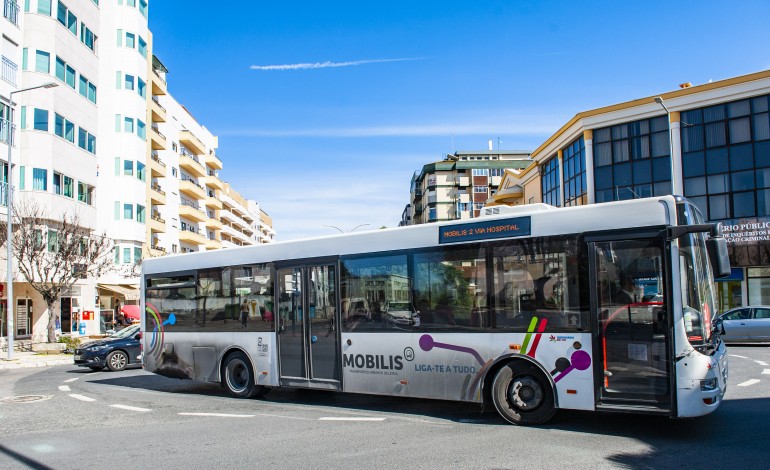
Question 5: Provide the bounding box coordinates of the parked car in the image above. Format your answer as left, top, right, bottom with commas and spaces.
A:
713, 306, 770, 343
382, 301, 420, 329
74, 324, 142, 371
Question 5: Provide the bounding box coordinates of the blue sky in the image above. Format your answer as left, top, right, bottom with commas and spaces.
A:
149, 0, 770, 240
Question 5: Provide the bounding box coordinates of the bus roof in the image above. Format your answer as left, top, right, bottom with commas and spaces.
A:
142, 196, 676, 275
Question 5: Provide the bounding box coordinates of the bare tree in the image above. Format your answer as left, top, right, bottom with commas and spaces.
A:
4, 201, 115, 343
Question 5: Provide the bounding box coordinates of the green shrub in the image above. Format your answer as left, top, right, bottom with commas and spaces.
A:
57, 336, 81, 353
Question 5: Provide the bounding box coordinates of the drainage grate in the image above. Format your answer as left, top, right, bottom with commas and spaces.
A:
0, 395, 53, 404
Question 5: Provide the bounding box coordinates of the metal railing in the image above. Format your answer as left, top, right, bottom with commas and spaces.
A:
1, 180, 8, 207
1, 56, 17, 86
0, 117, 14, 146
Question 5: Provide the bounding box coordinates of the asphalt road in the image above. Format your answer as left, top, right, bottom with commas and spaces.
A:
1, 344, 769, 470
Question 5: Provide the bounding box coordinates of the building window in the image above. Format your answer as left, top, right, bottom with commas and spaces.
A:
80, 24, 96, 52
77, 182, 92, 205
136, 162, 145, 181
34, 50, 50, 73
473, 185, 487, 193
37, 0, 52, 16
138, 36, 147, 58
123, 203, 133, 220
137, 205, 145, 223
125, 32, 135, 49
541, 156, 560, 207
472, 169, 489, 176
33, 108, 48, 131
79, 75, 97, 104
593, 116, 671, 203
124, 117, 134, 133
682, 94, 770, 221
123, 160, 133, 176
33, 168, 47, 190
563, 136, 587, 207
124, 74, 134, 90
123, 247, 131, 264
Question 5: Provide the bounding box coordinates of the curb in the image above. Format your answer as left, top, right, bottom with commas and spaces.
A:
0, 357, 74, 371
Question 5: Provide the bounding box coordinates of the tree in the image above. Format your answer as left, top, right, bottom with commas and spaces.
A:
3, 201, 116, 343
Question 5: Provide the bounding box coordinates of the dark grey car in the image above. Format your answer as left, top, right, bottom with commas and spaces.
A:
715, 306, 770, 343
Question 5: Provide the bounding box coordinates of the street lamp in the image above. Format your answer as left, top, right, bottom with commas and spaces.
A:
323, 223, 371, 233
5, 82, 58, 360
654, 96, 678, 195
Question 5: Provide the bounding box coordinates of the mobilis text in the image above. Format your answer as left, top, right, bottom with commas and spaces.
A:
343, 354, 404, 370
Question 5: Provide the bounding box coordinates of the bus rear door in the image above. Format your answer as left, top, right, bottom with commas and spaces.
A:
276, 261, 341, 390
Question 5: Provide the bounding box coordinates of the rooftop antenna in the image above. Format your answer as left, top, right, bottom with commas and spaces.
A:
497, 137, 502, 150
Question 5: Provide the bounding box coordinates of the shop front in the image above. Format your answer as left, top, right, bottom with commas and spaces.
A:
718, 217, 770, 311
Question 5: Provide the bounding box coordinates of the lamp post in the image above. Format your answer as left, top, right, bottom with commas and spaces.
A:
654, 96, 677, 195
323, 223, 371, 233
5, 82, 57, 360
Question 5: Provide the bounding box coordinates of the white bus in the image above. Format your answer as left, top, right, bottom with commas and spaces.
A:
141, 196, 730, 425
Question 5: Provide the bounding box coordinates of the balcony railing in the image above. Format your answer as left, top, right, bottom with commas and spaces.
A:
4, 0, 19, 26
1, 180, 8, 207
151, 152, 166, 167
151, 212, 165, 224
2, 56, 17, 86
181, 176, 204, 191
0, 117, 15, 146
151, 95, 166, 112
150, 183, 165, 195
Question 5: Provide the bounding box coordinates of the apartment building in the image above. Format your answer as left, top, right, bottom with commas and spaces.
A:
485, 69, 770, 312
0, 1, 274, 346
403, 149, 531, 225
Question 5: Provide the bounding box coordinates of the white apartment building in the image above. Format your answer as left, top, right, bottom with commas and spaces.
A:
1, 1, 274, 348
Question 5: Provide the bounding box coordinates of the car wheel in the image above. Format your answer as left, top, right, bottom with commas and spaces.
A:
491, 362, 555, 425
106, 350, 129, 372
222, 351, 259, 398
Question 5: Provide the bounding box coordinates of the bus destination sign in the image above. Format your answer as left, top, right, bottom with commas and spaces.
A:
439, 216, 531, 244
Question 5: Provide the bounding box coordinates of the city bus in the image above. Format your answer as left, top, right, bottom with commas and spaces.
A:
140, 196, 730, 425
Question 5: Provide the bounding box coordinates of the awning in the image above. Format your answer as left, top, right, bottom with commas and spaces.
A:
121, 305, 141, 320
98, 284, 140, 301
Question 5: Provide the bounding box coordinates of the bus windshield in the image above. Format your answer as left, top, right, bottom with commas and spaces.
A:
678, 203, 719, 347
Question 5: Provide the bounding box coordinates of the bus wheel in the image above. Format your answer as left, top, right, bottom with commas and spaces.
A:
222, 352, 257, 398
491, 362, 555, 425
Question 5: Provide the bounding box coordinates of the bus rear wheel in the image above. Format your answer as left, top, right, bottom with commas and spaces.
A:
491, 362, 555, 425
222, 352, 260, 398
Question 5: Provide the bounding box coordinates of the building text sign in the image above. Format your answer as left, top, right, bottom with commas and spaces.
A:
439, 217, 531, 244
719, 218, 770, 244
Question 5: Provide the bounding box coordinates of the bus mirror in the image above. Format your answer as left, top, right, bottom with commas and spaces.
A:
706, 237, 731, 278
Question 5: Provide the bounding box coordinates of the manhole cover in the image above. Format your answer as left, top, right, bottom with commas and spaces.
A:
0, 395, 52, 404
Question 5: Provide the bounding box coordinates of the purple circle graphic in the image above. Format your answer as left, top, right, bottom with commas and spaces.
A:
419, 334, 434, 351
570, 350, 591, 371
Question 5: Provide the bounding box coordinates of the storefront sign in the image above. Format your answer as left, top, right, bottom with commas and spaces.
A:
439, 216, 531, 244
719, 218, 770, 244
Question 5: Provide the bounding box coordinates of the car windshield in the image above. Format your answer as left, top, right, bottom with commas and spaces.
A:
111, 325, 139, 339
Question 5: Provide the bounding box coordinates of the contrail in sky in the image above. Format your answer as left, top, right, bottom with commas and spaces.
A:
249, 57, 422, 71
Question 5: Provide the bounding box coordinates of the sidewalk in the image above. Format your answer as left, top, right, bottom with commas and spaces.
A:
0, 351, 74, 371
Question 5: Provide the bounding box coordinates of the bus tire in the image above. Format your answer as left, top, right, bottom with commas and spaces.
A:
491, 362, 555, 425
222, 351, 258, 398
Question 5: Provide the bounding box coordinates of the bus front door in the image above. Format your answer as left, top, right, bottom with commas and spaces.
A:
276, 263, 340, 390
590, 238, 671, 412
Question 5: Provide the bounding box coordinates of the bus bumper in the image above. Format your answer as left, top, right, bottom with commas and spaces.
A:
675, 342, 728, 418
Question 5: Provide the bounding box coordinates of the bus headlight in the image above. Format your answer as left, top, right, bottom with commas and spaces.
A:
700, 378, 718, 391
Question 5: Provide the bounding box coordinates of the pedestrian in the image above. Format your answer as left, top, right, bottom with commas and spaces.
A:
240, 300, 249, 328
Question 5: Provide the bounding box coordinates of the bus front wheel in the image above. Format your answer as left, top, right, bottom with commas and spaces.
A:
491, 362, 555, 425
222, 352, 260, 398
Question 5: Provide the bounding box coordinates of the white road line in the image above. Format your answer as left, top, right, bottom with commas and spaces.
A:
318, 417, 386, 422
63, 378, 79, 383
737, 379, 761, 387
178, 412, 254, 418
762, 369, 770, 375
755, 360, 769, 366
69, 394, 96, 402
730, 355, 748, 359
110, 404, 151, 412
58, 385, 71, 392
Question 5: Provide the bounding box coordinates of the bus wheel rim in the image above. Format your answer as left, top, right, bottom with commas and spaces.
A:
509, 376, 543, 410
227, 360, 248, 391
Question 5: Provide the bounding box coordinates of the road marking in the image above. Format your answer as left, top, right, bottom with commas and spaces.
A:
318, 417, 386, 422
69, 394, 96, 402
63, 378, 79, 383
730, 355, 748, 359
178, 412, 254, 418
755, 360, 769, 366
58, 385, 71, 392
737, 379, 761, 387
110, 404, 151, 412
762, 369, 770, 375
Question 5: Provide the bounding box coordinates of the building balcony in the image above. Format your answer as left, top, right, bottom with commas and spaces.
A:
149, 152, 167, 178
149, 183, 166, 205
179, 153, 206, 177
150, 95, 167, 123
179, 202, 207, 222
205, 217, 223, 231
178, 227, 206, 246
150, 124, 167, 150
179, 129, 207, 155
204, 173, 224, 191
205, 195, 223, 210
148, 213, 166, 233
151, 56, 168, 95
179, 178, 206, 200
149, 244, 166, 256
205, 153, 223, 171
206, 238, 222, 250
